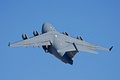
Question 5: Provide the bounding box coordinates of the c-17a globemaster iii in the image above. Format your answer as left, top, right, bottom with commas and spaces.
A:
9, 22, 113, 65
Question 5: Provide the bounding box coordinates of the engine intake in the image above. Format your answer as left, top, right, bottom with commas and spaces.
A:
22, 34, 28, 40
33, 30, 39, 36
76, 36, 83, 41
62, 32, 69, 36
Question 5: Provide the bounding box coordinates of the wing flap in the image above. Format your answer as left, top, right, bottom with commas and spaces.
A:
57, 40, 110, 55
9, 40, 51, 47
57, 43, 98, 54
9, 32, 52, 47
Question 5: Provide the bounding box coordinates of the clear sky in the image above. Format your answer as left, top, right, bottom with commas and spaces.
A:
0, 0, 120, 80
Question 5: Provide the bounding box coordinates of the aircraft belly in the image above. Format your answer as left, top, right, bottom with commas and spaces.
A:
48, 36, 72, 64
49, 48, 73, 65
48, 46, 62, 60
53, 36, 65, 48
52, 34, 66, 56
47, 34, 73, 64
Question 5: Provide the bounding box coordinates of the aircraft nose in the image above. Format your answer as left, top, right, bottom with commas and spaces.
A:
43, 22, 51, 27
42, 22, 56, 33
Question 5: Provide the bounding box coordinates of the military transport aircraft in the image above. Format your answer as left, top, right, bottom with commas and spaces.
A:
8, 22, 113, 65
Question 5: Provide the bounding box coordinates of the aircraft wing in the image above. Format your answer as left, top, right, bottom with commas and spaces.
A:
9, 32, 52, 47
57, 35, 113, 54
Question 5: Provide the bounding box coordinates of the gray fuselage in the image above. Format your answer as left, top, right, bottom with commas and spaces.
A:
41, 23, 76, 65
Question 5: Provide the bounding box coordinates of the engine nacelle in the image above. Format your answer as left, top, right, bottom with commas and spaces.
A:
33, 30, 39, 36
76, 36, 83, 41
22, 34, 28, 40
62, 32, 69, 36
42, 45, 50, 53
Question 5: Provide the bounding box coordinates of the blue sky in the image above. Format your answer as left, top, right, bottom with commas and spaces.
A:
0, 0, 120, 80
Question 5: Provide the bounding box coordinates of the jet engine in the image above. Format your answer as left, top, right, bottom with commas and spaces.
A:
33, 30, 39, 36
22, 34, 28, 40
42, 45, 50, 53
76, 36, 83, 41
62, 32, 69, 36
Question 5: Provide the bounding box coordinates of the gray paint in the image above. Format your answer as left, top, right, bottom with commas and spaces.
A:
9, 22, 112, 65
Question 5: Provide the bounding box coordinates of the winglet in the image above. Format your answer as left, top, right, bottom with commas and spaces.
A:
8, 42, 11, 47
109, 46, 113, 51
